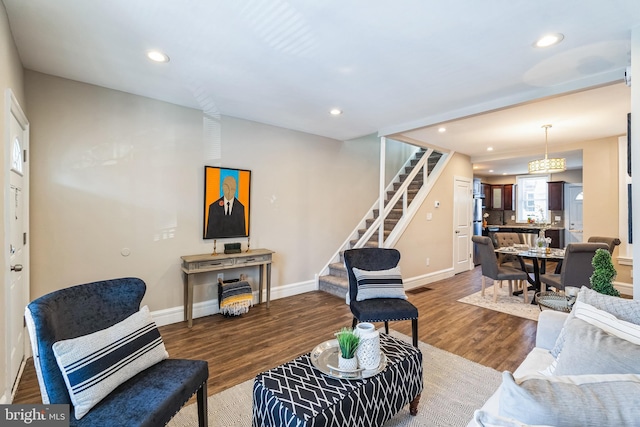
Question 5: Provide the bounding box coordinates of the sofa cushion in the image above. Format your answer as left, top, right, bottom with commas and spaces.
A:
550, 287, 640, 358
52, 306, 168, 419
552, 316, 640, 376
499, 372, 640, 426
353, 266, 407, 301
474, 410, 552, 427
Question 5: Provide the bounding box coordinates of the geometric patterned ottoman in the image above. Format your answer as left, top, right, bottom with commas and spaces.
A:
252, 333, 423, 427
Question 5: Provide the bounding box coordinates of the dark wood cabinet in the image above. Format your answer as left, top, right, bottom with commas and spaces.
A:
481, 183, 491, 207
489, 184, 514, 210
545, 229, 564, 249
548, 181, 564, 211
490, 185, 504, 210
503, 184, 514, 211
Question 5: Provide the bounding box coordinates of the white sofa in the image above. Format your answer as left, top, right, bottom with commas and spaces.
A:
468, 287, 640, 427
466, 310, 565, 427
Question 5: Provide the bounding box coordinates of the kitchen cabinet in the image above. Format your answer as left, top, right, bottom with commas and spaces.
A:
503, 184, 514, 211
545, 229, 564, 249
548, 181, 564, 211
481, 183, 491, 207
491, 185, 503, 210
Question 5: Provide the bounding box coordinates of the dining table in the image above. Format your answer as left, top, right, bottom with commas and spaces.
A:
495, 246, 565, 304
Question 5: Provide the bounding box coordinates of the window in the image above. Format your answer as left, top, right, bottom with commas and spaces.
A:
516, 174, 549, 222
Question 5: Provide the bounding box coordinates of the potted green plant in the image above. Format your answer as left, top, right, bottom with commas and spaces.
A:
589, 248, 620, 297
335, 327, 360, 370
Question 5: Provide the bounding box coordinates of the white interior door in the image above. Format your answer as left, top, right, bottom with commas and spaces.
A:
454, 177, 472, 274
5, 90, 29, 399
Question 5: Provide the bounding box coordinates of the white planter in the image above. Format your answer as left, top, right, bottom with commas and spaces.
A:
355, 322, 381, 370
338, 355, 358, 371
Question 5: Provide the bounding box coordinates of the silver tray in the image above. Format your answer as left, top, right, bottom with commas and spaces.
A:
310, 339, 387, 380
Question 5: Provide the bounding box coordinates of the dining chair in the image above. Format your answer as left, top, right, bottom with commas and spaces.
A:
587, 236, 621, 254
494, 232, 534, 272
539, 242, 609, 292
343, 248, 419, 347
472, 236, 530, 303
25, 277, 209, 426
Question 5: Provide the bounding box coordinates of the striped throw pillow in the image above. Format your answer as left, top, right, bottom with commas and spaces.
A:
52, 305, 168, 419
353, 267, 407, 301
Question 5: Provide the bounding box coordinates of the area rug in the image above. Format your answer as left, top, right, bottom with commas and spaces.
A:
457, 286, 541, 321
167, 330, 501, 427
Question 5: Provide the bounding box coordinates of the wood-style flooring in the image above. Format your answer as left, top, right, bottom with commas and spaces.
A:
12, 265, 538, 404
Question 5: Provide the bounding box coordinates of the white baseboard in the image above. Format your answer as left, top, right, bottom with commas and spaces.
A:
151, 279, 316, 327
404, 268, 455, 290
614, 281, 633, 297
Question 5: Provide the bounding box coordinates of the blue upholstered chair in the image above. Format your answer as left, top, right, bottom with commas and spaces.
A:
344, 248, 419, 347
24, 277, 208, 427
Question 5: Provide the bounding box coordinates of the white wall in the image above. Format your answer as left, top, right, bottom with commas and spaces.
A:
25, 71, 435, 319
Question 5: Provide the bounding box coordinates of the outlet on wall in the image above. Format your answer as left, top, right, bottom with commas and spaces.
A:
217, 273, 224, 281
426, 258, 430, 266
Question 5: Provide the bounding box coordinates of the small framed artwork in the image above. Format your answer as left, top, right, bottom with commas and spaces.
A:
203, 166, 251, 239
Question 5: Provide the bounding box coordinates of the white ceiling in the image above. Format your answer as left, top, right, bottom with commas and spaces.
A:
3, 0, 639, 173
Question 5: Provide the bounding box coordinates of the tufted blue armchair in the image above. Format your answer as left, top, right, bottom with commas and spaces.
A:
24, 277, 208, 426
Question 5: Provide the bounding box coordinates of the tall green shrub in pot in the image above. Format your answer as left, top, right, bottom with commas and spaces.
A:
589, 248, 620, 297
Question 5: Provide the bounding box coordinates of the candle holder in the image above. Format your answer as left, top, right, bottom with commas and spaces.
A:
212, 240, 218, 256
246, 236, 251, 252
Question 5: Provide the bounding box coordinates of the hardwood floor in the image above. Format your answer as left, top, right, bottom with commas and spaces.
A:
12, 265, 538, 404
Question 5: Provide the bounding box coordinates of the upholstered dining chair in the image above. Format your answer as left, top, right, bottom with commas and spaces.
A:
587, 236, 621, 254
25, 277, 209, 427
539, 242, 609, 292
343, 248, 419, 347
472, 236, 530, 303
494, 232, 534, 272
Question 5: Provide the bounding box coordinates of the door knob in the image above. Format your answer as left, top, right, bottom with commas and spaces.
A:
11, 264, 22, 272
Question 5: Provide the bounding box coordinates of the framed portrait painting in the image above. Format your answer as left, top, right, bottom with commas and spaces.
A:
203, 166, 251, 239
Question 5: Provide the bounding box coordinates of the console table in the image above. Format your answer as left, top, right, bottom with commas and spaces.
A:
181, 249, 274, 328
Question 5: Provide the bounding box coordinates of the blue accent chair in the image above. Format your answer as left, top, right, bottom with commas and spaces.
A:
344, 248, 419, 347
24, 277, 208, 427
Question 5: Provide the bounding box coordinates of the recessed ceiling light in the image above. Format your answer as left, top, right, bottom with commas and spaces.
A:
330, 108, 342, 116
438, 127, 446, 133
489, 169, 494, 173
487, 147, 494, 151
147, 50, 170, 63
534, 33, 564, 48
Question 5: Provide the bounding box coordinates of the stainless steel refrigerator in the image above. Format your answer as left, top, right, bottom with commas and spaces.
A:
472, 196, 484, 265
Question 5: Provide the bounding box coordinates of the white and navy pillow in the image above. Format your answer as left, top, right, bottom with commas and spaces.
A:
353, 266, 407, 301
52, 306, 168, 419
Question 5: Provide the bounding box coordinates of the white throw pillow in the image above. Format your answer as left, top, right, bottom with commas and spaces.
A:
353, 266, 407, 301
52, 306, 168, 419
499, 372, 640, 426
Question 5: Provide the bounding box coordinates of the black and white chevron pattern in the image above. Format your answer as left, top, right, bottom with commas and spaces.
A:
252, 333, 423, 427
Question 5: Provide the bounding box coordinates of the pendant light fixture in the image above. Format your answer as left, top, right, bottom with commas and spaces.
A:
528, 124, 566, 174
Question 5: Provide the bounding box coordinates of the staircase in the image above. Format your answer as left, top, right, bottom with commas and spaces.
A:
318, 146, 450, 299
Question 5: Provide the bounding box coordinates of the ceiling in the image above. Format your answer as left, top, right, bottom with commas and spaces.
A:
3, 0, 639, 173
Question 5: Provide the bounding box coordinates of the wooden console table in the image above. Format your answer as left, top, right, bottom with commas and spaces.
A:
181, 249, 274, 328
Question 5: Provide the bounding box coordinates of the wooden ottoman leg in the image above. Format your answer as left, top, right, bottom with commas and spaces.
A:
410, 393, 421, 416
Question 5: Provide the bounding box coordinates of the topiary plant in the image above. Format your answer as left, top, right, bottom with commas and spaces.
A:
589, 248, 620, 297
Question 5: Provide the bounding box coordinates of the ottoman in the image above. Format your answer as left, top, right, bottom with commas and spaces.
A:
252, 333, 423, 427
